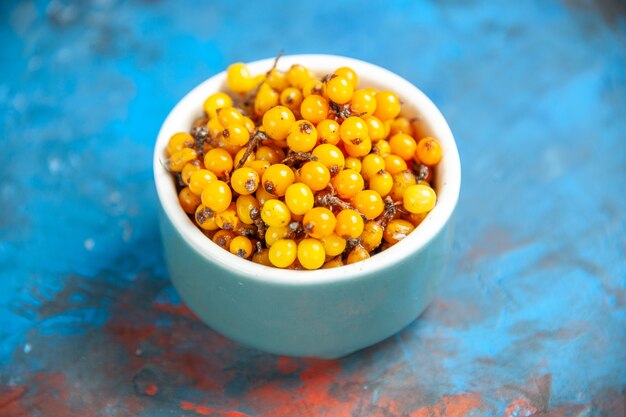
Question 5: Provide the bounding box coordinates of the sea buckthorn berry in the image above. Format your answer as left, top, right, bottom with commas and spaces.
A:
189, 169, 217, 195
226, 63, 253, 94
389, 133, 417, 161
373, 91, 401, 120
246, 160, 269, 179
383, 154, 408, 175
363, 116, 385, 142
368, 169, 393, 197
299, 161, 331, 191
234, 147, 255, 168
285, 183, 314, 215
204, 148, 233, 177
352, 190, 384, 220
168, 148, 197, 172
217, 106, 243, 127
331, 169, 364, 200
256, 145, 285, 164
326, 75, 353, 104
287, 120, 318, 152
269, 239, 297, 268
361, 221, 384, 251
389, 117, 414, 137
222, 123, 250, 147
350, 89, 377, 117
265, 225, 290, 246
181, 160, 201, 185
390, 170, 417, 201
344, 137, 372, 158
297, 238, 326, 270
241, 116, 256, 134
361, 154, 386, 180
373, 139, 391, 156
230, 167, 260, 195
312, 144, 345, 174
383, 219, 415, 245
406, 211, 428, 227
262, 105, 296, 141
320, 234, 347, 257
213, 230, 235, 251
383, 119, 392, 138
403, 184, 437, 214
335, 209, 364, 239
302, 79, 324, 97
303, 207, 336, 239
346, 244, 370, 265
179, 187, 201, 214
316, 119, 340, 145
252, 248, 272, 266
255, 186, 275, 205
280, 87, 304, 113
236, 195, 260, 225
334, 66, 358, 89
261, 199, 291, 227
195, 205, 219, 231
230, 236, 253, 258
300, 95, 329, 124
167, 132, 194, 156
254, 83, 279, 116
339, 116, 369, 145
344, 157, 362, 173
416, 137, 443, 166
207, 117, 224, 138
201, 180, 232, 213
204, 92, 233, 119
287, 64, 313, 89
216, 203, 241, 231
266, 68, 290, 92
262, 163, 295, 196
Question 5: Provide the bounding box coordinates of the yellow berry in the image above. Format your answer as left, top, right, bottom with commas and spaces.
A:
297, 238, 326, 270
230, 167, 260, 195
403, 184, 436, 214
262, 105, 296, 141
203, 92, 233, 119
269, 239, 297, 268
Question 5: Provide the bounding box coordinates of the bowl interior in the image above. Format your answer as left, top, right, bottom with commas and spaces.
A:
153, 54, 461, 285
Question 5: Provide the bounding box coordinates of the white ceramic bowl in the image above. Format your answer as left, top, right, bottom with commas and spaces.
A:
154, 54, 461, 358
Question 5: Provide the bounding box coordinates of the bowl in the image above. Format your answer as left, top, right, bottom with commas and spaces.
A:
153, 54, 461, 358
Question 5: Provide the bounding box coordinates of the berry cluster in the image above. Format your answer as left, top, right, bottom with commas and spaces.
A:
166, 58, 443, 270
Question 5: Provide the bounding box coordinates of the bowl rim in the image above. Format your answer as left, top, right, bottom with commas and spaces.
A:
153, 54, 461, 285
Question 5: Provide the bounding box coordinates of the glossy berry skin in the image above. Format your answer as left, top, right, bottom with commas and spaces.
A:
331, 169, 364, 200
322, 257, 344, 269
303, 207, 336, 239
334, 66, 359, 89
344, 138, 372, 158
204, 148, 233, 178
364, 116, 385, 142
262, 105, 296, 141
297, 238, 326, 270
262, 163, 295, 196
300, 95, 329, 124
212, 230, 235, 251
299, 161, 331, 191
339, 116, 369, 145
266, 69, 290, 92
222, 123, 250, 147
178, 187, 201, 214
201, 180, 232, 213
280, 87, 304, 113
350, 89, 377, 117
195, 204, 219, 231
344, 157, 362, 173
255, 145, 285, 164
167, 132, 194, 156
383, 219, 415, 245
390, 170, 417, 201
217, 106, 243, 127
368, 169, 393, 197
346, 244, 370, 265
403, 184, 437, 214
230, 235, 253, 258
352, 190, 384, 220
416, 137, 443, 166
389, 133, 417, 161
168, 148, 197, 172
361, 221, 384, 251
216, 203, 240, 231
269, 239, 297, 268
302, 79, 324, 97
326, 75, 353, 104
189, 169, 217, 195
181, 161, 201, 185
320, 234, 347, 257
284, 183, 314, 215
261, 199, 291, 227
230, 167, 260, 195
360, 154, 385, 180
312, 144, 345, 175
316, 119, 340, 145
254, 83, 280, 117
252, 248, 272, 266
383, 154, 408, 175
389, 117, 414, 137
287, 120, 318, 152
203, 92, 233, 119
335, 209, 364, 239
287, 64, 312, 89
373, 139, 391, 156
226, 63, 253, 94
265, 225, 290, 247
373, 91, 401, 120
235, 195, 260, 225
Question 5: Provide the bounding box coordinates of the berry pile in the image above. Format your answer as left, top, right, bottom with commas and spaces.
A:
165, 58, 443, 270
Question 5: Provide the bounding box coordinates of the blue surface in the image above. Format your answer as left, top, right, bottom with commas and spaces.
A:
1, 1, 625, 416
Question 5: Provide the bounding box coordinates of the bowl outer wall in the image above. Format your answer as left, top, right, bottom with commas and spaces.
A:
154, 54, 461, 357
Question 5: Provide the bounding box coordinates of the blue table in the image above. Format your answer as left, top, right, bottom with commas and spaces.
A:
1, 1, 625, 416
